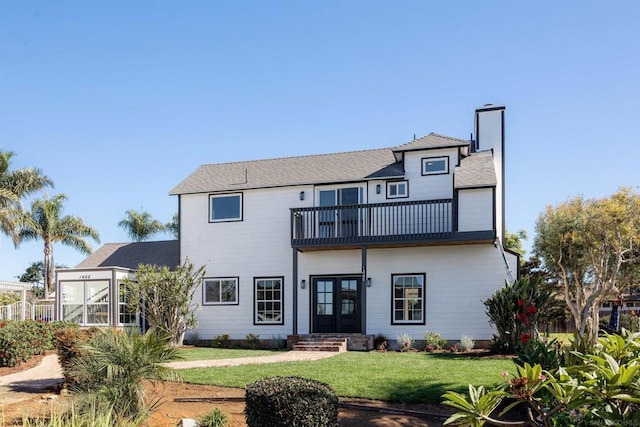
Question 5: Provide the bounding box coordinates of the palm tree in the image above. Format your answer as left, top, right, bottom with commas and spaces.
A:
118, 209, 166, 242
0, 150, 53, 245
166, 212, 179, 239
18, 194, 100, 297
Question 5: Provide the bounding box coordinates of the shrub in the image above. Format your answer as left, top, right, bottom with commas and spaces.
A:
213, 334, 229, 348
396, 333, 414, 352
198, 408, 229, 427
0, 320, 75, 367
484, 276, 555, 354
424, 331, 447, 351
54, 326, 98, 385
374, 333, 388, 350
442, 329, 640, 426
600, 311, 640, 333
459, 335, 475, 352
245, 376, 338, 427
246, 333, 260, 349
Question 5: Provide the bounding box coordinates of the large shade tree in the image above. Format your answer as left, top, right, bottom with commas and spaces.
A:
118, 209, 166, 242
0, 151, 53, 245
533, 187, 640, 346
18, 194, 100, 297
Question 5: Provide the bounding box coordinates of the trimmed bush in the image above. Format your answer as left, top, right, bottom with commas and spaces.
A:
245, 376, 338, 427
0, 320, 77, 367
54, 326, 97, 385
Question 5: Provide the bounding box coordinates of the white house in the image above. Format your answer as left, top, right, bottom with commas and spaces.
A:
169, 104, 518, 348
55, 104, 518, 349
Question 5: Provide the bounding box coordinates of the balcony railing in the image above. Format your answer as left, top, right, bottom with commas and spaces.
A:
291, 198, 456, 248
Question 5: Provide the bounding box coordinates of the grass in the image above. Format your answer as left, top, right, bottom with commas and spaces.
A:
176, 347, 283, 361
175, 351, 514, 404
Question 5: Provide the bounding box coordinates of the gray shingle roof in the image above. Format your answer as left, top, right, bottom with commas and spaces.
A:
74, 240, 179, 270
392, 133, 471, 152
170, 132, 489, 195
454, 151, 497, 188
170, 148, 403, 195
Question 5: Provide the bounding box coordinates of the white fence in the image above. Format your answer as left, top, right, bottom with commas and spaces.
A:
0, 301, 54, 322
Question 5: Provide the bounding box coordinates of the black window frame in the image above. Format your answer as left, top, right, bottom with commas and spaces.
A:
203, 277, 239, 305
421, 156, 449, 176
253, 276, 285, 325
386, 180, 409, 199
209, 193, 243, 223
391, 273, 426, 325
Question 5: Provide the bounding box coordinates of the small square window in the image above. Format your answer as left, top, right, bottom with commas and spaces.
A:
203, 277, 239, 305
209, 193, 242, 222
421, 157, 449, 175
386, 181, 408, 199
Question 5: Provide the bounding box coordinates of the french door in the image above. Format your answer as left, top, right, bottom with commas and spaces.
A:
318, 187, 362, 238
312, 277, 361, 333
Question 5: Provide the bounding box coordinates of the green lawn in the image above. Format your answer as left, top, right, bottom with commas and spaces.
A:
176, 347, 283, 361
175, 350, 514, 404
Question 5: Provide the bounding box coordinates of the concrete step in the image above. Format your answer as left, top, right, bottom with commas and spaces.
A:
293, 337, 347, 352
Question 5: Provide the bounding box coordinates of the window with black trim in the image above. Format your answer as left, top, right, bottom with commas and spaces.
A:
386, 180, 408, 199
209, 193, 242, 222
392, 274, 425, 324
203, 277, 238, 305
421, 157, 449, 175
254, 277, 284, 325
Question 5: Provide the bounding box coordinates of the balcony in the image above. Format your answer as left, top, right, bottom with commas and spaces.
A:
291, 198, 495, 251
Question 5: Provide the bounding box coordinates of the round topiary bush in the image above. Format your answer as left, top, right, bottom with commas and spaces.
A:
245, 376, 338, 427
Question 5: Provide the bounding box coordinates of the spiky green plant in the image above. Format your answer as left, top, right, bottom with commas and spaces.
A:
66, 328, 182, 421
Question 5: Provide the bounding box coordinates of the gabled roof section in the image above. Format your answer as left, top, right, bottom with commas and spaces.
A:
454, 151, 497, 189
391, 133, 471, 162
170, 148, 401, 195
74, 240, 179, 270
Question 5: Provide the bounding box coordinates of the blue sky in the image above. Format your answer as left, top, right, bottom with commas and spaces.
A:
1, 1, 638, 281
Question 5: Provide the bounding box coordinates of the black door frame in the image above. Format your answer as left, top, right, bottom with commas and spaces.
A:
310, 274, 362, 333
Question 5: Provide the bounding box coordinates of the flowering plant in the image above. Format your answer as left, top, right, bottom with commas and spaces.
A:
395, 333, 414, 352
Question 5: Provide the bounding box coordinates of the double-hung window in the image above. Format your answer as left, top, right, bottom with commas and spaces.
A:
391, 274, 425, 324
209, 193, 242, 222
203, 277, 239, 305
254, 277, 284, 324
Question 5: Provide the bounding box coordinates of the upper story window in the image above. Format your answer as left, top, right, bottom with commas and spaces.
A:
422, 156, 449, 176
386, 181, 408, 199
203, 277, 239, 305
209, 193, 242, 222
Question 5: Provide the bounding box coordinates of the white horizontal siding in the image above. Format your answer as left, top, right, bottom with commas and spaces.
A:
457, 188, 494, 232
298, 244, 509, 341
181, 186, 311, 340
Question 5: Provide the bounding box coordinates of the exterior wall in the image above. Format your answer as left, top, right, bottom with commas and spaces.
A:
457, 188, 494, 232
402, 148, 458, 201
180, 186, 311, 340
298, 244, 510, 341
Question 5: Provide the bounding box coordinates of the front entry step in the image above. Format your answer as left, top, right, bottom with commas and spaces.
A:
287, 334, 374, 351
292, 336, 347, 352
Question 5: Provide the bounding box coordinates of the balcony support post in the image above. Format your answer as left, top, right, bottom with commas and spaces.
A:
292, 248, 298, 335
361, 245, 367, 334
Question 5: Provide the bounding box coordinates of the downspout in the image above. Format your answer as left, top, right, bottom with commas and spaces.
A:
494, 239, 515, 284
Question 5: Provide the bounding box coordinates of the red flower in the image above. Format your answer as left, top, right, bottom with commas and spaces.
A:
520, 333, 531, 344
517, 299, 525, 306
525, 305, 538, 314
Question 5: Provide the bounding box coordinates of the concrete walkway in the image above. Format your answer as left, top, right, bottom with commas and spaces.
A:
0, 354, 64, 404
164, 350, 340, 369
